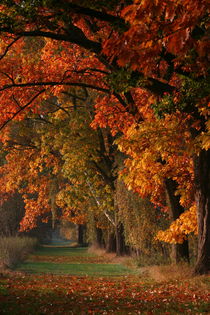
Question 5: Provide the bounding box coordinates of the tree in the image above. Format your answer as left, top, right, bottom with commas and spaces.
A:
116, 179, 169, 263
0, 0, 209, 273
0, 89, 124, 253
0, 191, 25, 236
116, 112, 194, 262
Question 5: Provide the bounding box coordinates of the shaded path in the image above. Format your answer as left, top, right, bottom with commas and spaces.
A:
17, 246, 136, 276
0, 246, 209, 314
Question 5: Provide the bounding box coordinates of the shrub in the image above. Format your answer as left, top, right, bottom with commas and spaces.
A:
0, 236, 38, 269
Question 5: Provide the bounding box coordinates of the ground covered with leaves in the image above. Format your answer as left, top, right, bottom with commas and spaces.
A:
0, 246, 209, 314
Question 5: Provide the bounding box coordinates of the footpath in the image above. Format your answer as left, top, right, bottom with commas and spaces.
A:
0, 245, 209, 314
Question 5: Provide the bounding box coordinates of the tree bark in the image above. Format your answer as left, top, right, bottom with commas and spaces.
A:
96, 228, 105, 249
78, 224, 85, 246
165, 179, 190, 263
106, 230, 116, 253
115, 223, 128, 256
194, 149, 210, 274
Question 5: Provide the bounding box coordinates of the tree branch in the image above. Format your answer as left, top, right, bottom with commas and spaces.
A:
55, 2, 126, 26
0, 36, 21, 61
0, 89, 45, 131
1, 28, 101, 54
92, 160, 115, 190
1, 81, 110, 93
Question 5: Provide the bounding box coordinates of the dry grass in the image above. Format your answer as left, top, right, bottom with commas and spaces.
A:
88, 247, 194, 277
0, 236, 37, 269
88, 246, 119, 262
138, 263, 210, 294
139, 263, 193, 282
88, 246, 138, 268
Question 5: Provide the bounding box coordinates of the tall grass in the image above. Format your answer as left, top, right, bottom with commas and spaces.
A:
0, 236, 38, 269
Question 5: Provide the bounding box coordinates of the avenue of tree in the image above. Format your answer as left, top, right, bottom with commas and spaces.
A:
0, 1, 209, 274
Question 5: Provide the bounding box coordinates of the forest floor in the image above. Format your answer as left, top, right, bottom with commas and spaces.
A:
0, 245, 209, 314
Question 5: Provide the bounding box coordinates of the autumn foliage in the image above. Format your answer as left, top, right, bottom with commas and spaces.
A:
0, 0, 209, 273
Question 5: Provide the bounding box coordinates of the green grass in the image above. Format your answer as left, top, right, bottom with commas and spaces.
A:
33, 246, 93, 257
15, 245, 136, 276
16, 261, 135, 276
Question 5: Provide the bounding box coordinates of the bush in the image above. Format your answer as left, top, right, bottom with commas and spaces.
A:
0, 236, 38, 269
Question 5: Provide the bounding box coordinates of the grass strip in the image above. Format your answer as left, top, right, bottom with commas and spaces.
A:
16, 261, 136, 276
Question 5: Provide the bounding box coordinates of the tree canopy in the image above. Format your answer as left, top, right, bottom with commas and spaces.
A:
0, 0, 209, 274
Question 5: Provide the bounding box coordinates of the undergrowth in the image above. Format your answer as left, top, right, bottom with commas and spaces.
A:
0, 236, 37, 269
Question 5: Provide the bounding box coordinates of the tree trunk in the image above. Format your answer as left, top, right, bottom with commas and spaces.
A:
115, 223, 128, 256
106, 230, 116, 253
194, 149, 210, 274
78, 224, 85, 246
96, 228, 105, 249
165, 179, 190, 263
